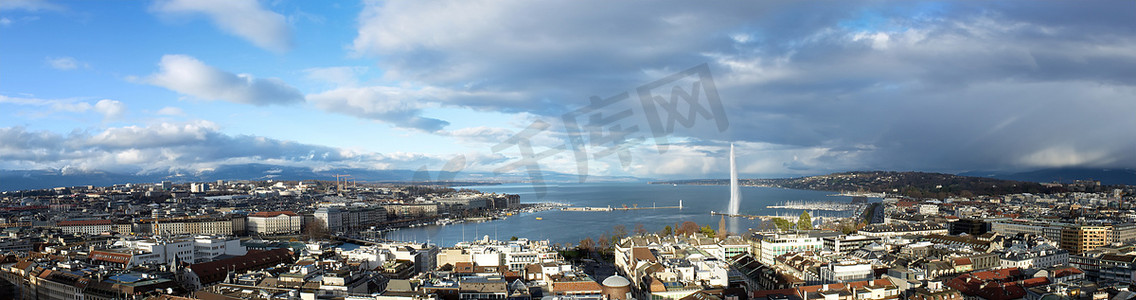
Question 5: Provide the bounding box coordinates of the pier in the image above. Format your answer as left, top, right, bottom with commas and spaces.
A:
563, 205, 682, 211
710, 211, 795, 221
331, 235, 395, 245
766, 201, 860, 211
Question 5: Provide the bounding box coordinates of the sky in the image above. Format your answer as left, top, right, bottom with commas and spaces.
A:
2, 0, 1135, 181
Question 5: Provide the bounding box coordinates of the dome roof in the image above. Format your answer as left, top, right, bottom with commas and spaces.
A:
602, 275, 631, 287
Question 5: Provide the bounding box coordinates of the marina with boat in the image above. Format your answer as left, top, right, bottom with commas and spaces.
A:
765, 200, 860, 211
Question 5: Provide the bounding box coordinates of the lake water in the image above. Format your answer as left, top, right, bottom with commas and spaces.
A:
381, 182, 868, 247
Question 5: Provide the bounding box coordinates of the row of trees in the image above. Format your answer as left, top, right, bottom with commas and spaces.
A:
575, 211, 817, 254
576, 220, 728, 253
770, 211, 813, 231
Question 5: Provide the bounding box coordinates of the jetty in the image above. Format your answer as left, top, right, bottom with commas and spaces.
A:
766, 200, 859, 211
710, 211, 799, 221
563, 205, 681, 212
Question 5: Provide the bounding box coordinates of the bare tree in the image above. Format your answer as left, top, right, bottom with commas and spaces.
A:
679, 221, 700, 236
578, 237, 595, 251
304, 221, 329, 241
634, 223, 648, 235
612, 225, 628, 242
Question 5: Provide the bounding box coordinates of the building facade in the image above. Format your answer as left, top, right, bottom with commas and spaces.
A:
247, 211, 302, 235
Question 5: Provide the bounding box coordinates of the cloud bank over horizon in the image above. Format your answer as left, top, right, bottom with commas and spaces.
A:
2, 1, 1135, 182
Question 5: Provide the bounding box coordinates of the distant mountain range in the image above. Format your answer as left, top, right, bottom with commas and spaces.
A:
960, 168, 1136, 185
654, 171, 1063, 198
4, 164, 1131, 193
0, 163, 641, 192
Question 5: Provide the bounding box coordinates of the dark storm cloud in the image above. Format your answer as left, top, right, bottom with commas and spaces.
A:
0, 122, 481, 174
352, 0, 1136, 175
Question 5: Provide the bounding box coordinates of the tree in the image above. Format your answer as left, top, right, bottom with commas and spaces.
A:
798, 211, 813, 230
717, 216, 728, 239
660, 225, 673, 236
612, 225, 628, 242
579, 237, 595, 251
679, 221, 700, 236
304, 221, 329, 241
598, 233, 611, 251
510, 236, 519, 241
634, 223, 648, 235
839, 222, 857, 234
700, 225, 716, 237
772, 218, 795, 231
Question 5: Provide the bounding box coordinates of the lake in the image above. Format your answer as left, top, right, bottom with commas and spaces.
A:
381, 182, 869, 246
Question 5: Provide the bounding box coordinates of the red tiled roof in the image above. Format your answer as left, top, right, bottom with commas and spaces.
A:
553, 280, 602, 293
1022, 277, 1050, 287
190, 248, 293, 284
947, 268, 1037, 300
1052, 267, 1083, 278
798, 279, 896, 295
90, 251, 132, 264
971, 268, 1021, 281
632, 247, 657, 262
454, 262, 474, 273
57, 219, 113, 226
753, 288, 797, 298
249, 211, 299, 217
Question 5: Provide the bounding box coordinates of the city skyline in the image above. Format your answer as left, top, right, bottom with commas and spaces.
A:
3, 0, 1135, 183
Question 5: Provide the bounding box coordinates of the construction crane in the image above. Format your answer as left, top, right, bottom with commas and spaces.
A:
334, 174, 352, 194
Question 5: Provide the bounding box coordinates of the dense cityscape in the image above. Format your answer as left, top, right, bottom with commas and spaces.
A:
4, 1, 1134, 300
0, 176, 1132, 300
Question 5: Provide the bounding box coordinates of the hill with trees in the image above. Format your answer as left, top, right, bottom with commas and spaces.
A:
652, 171, 1066, 199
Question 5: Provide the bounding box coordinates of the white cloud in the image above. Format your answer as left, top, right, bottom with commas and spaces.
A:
89, 120, 219, 149
156, 106, 185, 116
441, 126, 517, 145
346, 1, 1136, 175
49, 101, 91, 113
152, 0, 291, 52
44, 56, 86, 70
1, 95, 126, 121
143, 54, 304, 106
0, 0, 62, 11
306, 86, 450, 132
303, 66, 368, 87
93, 99, 126, 120
0, 122, 472, 175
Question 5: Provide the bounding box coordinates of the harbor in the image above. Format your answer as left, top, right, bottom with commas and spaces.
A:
710, 211, 801, 221
563, 200, 684, 211
766, 200, 861, 211
562, 205, 682, 211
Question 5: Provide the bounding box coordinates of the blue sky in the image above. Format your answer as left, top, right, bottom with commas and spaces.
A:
2, 0, 1136, 180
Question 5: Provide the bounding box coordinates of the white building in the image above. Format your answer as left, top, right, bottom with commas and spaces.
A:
918, 204, 939, 215
247, 211, 302, 235
193, 235, 247, 262
115, 237, 196, 265
757, 233, 823, 265
1000, 243, 1068, 270
57, 220, 114, 235
823, 235, 882, 255
190, 182, 210, 193
315, 205, 387, 233
820, 260, 873, 283
339, 246, 393, 269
